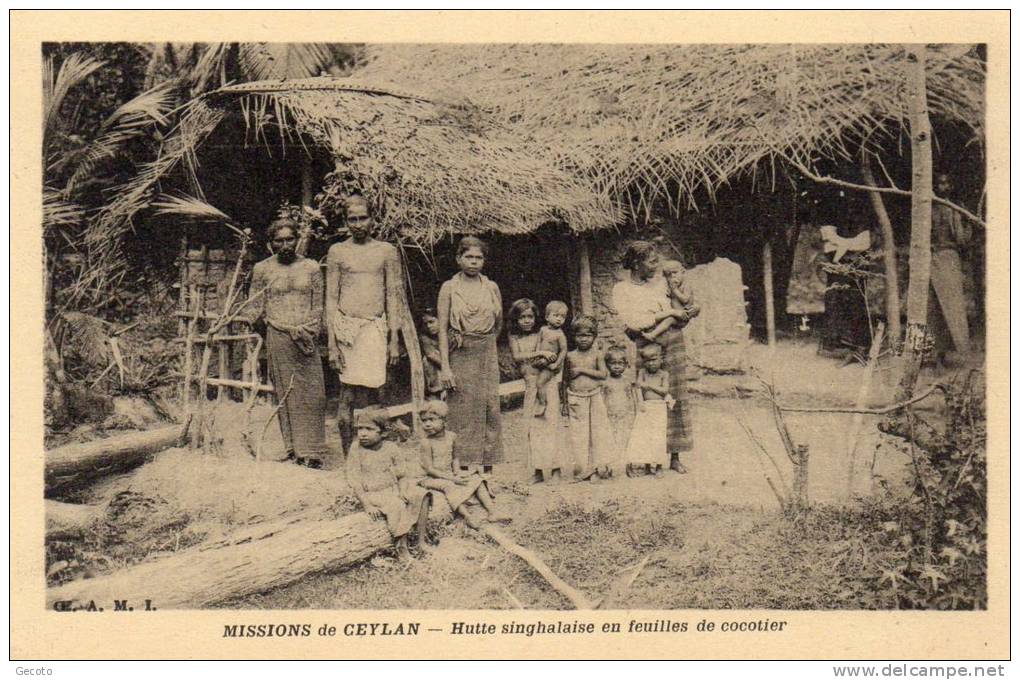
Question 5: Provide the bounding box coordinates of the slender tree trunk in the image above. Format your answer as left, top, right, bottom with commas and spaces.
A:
861, 153, 903, 347
896, 45, 934, 402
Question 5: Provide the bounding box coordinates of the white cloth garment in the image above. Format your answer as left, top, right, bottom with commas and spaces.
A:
332, 312, 388, 388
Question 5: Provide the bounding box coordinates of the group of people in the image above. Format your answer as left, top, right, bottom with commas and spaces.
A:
248, 195, 701, 555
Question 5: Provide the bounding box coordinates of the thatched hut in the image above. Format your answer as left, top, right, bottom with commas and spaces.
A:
108, 43, 984, 378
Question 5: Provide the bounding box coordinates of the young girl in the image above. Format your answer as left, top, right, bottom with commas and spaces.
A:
602, 345, 636, 463
418, 307, 446, 399
416, 400, 508, 528
640, 260, 700, 344
563, 315, 615, 480
345, 409, 430, 561
508, 299, 565, 483
625, 343, 672, 478
533, 300, 569, 417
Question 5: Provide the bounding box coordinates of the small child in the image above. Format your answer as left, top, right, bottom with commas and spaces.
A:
345, 409, 430, 561
602, 345, 636, 462
416, 400, 508, 529
563, 315, 615, 480
418, 307, 445, 399
640, 260, 700, 344
534, 300, 569, 417
625, 343, 672, 478
508, 298, 565, 484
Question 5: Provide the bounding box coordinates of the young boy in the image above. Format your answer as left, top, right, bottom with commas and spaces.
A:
418, 308, 445, 399
625, 343, 672, 477
417, 400, 508, 528
640, 260, 700, 344
534, 300, 569, 417
345, 409, 430, 561
602, 345, 636, 462
563, 315, 615, 480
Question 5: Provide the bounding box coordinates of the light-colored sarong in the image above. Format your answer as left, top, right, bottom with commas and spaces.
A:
332, 312, 388, 388
625, 400, 669, 467
567, 387, 616, 474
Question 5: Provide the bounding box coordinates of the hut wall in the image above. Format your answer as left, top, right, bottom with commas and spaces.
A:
587, 233, 752, 373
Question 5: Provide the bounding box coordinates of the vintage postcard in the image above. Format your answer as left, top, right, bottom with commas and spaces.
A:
10, 10, 1010, 660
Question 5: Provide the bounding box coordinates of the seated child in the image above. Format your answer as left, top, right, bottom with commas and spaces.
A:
345, 409, 431, 561
563, 315, 615, 481
533, 300, 569, 417
641, 260, 700, 344
417, 400, 508, 529
418, 307, 445, 399
602, 345, 636, 461
625, 343, 672, 478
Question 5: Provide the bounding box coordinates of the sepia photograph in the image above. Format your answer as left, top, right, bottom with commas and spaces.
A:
11, 9, 1010, 662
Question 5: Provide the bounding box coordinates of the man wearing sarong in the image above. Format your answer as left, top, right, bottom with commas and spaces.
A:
928, 173, 972, 362
326, 194, 403, 454
250, 219, 329, 467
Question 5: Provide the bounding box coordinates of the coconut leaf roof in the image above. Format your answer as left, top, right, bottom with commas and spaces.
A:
99, 44, 983, 244
358, 43, 984, 219
98, 77, 615, 246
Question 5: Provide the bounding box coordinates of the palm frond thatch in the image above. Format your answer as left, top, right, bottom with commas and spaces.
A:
94, 44, 984, 250
357, 43, 984, 217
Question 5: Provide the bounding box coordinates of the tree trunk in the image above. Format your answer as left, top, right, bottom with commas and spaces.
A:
47, 510, 397, 609
46, 421, 189, 496
861, 153, 903, 347
896, 44, 934, 402
48, 504, 594, 611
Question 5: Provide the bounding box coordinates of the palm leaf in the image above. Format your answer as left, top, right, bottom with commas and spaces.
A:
64, 83, 178, 194
59, 311, 110, 368
43, 53, 104, 147
151, 193, 242, 234
239, 43, 336, 80
43, 187, 84, 232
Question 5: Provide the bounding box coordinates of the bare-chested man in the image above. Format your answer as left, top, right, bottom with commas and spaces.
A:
326, 194, 403, 454
250, 219, 329, 467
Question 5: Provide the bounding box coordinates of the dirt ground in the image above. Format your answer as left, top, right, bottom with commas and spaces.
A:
57, 339, 978, 609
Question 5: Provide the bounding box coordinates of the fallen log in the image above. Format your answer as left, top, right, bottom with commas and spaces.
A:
45, 418, 191, 496
45, 500, 102, 540
48, 499, 591, 611
47, 509, 399, 609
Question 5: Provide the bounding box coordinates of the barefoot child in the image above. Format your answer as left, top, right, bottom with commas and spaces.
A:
602, 345, 636, 462
416, 400, 508, 528
508, 299, 565, 483
563, 315, 615, 480
625, 343, 672, 477
640, 260, 700, 344
533, 301, 569, 417
418, 308, 445, 399
346, 409, 429, 561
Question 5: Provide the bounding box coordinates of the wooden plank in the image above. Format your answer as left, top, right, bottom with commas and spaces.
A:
763, 239, 776, 347
577, 238, 594, 315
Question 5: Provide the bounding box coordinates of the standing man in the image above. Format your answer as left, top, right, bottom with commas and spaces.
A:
250, 218, 330, 468
928, 173, 972, 362
326, 194, 404, 454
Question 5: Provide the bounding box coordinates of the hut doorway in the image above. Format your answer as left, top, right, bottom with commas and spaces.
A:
401, 226, 577, 330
